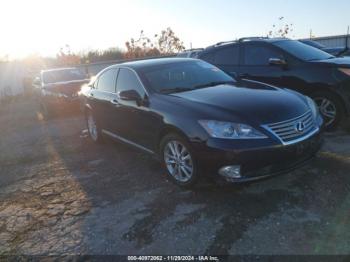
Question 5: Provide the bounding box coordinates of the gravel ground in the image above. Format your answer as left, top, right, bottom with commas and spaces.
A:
0, 98, 350, 255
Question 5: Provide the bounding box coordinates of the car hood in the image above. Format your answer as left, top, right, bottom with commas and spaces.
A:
43, 79, 89, 95
171, 83, 310, 125
308, 57, 350, 67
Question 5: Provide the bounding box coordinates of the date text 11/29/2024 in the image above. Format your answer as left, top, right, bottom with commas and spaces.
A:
127, 255, 220, 261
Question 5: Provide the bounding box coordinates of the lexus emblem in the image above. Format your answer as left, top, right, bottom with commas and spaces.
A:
295, 122, 305, 133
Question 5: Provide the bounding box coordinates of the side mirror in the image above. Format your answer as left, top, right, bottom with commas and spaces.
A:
118, 90, 142, 102
269, 58, 287, 67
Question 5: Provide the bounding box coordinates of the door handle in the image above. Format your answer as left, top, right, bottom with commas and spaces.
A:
239, 73, 249, 78
229, 71, 238, 78
110, 99, 120, 106
89, 93, 94, 97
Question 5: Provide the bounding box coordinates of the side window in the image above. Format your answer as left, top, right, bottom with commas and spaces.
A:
200, 52, 215, 64
116, 68, 145, 97
96, 69, 117, 92
214, 45, 239, 65
244, 44, 283, 66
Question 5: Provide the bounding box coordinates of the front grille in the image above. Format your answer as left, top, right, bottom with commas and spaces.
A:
265, 111, 317, 144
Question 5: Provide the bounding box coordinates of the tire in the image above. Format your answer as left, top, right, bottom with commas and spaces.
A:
310, 91, 345, 131
40, 102, 52, 120
160, 133, 199, 188
86, 110, 103, 143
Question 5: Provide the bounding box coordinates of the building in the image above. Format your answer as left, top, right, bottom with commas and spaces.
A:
0, 61, 28, 99
305, 34, 350, 48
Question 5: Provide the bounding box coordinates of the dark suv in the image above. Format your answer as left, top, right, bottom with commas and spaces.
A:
198, 37, 350, 129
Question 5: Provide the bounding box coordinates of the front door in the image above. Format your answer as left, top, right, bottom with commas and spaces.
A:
109, 68, 159, 151
239, 42, 286, 87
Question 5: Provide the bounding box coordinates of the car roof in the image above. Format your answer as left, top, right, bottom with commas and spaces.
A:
110, 57, 198, 70
203, 37, 290, 52
41, 67, 78, 73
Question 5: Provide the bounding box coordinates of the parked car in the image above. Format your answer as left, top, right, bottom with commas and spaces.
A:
198, 37, 350, 129
34, 68, 90, 118
300, 39, 349, 57
177, 48, 203, 58
80, 58, 323, 187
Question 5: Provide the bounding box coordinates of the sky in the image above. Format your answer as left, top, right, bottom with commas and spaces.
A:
0, 0, 349, 59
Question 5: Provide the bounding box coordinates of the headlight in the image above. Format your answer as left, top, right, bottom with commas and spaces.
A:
43, 90, 68, 98
306, 96, 323, 126
198, 120, 268, 139
339, 68, 350, 76
306, 96, 318, 119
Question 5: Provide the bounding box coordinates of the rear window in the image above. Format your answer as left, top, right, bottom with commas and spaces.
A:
200, 45, 239, 65
200, 52, 215, 64
214, 46, 239, 65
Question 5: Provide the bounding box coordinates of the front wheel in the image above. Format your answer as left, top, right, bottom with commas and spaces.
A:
160, 133, 199, 188
311, 91, 344, 131
86, 111, 103, 143
40, 102, 52, 120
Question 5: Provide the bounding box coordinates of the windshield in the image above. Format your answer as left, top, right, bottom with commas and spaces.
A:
274, 40, 334, 61
300, 40, 325, 49
43, 68, 87, 84
139, 60, 235, 93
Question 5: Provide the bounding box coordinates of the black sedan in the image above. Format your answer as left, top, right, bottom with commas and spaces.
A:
34, 68, 89, 118
80, 58, 323, 187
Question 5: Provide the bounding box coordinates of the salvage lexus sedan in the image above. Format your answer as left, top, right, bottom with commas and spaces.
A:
81, 58, 323, 187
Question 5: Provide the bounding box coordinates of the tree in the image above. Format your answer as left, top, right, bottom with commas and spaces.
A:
125, 30, 160, 59
56, 44, 80, 66
156, 27, 185, 54
125, 27, 185, 59
268, 17, 294, 38
80, 48, 124, 64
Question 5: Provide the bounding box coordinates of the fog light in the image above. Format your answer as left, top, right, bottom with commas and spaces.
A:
219, 165, 241, 179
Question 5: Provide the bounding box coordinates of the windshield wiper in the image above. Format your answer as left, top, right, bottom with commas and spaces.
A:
159, 87, 193, 94
193, 81, 236, 89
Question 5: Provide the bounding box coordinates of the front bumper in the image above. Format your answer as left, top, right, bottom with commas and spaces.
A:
192, 131, 323, 182
43, 96, 81, 112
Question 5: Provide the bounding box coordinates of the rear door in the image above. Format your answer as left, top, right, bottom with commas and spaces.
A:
213, 44, 240, 79
200, 44, 240, 79
88, 68, 119, 131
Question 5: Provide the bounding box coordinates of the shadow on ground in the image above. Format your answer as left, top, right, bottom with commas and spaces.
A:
0, 98, 350, 255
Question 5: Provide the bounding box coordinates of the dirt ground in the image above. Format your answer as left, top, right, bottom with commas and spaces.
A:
0, 97, 350, 255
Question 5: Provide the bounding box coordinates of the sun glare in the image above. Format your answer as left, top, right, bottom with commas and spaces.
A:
1, 0, 139, 59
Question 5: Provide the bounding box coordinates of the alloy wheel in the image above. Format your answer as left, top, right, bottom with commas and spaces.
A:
314, 97, 337, 127
87, 113, 98, 141
163, 140, 193, 182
